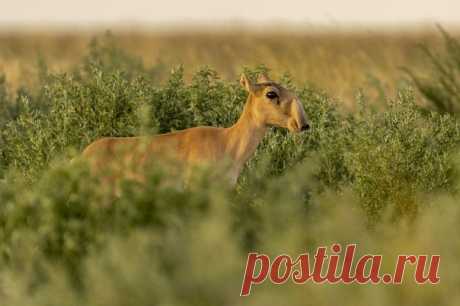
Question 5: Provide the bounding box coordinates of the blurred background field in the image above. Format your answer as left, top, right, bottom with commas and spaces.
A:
0, 26, 453, 106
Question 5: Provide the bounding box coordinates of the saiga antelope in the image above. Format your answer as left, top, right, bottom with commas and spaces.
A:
81, 73, 309, 187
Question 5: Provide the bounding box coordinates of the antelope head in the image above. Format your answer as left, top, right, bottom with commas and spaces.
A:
240, 73, 310, 133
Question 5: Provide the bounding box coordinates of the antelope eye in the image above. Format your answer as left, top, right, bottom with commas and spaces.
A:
266, 91, 278, 99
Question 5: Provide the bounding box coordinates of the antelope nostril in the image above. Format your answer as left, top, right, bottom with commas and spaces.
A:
301, 124, 310, 131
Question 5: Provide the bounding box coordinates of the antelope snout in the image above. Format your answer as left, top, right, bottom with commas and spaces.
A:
290, 98, 309, 132
300, 123, 310, 131
287, 117, 310, 133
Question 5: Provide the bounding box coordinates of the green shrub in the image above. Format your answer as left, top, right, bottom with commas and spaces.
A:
148, 66, 245, 133
1, 156, 460, 306
0, 74, 11, 127
81, 32, 149, 80
1, 70, 148, 177
344, 90, 460, 221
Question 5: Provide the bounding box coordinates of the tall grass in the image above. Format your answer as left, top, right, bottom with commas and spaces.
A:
0, 29, 442, 103
406, 26, 460, 114
0, 33, 459, 305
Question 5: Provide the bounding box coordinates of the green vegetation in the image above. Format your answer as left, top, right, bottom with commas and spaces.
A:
0, 33, 459, 305
406, 26, 460, 114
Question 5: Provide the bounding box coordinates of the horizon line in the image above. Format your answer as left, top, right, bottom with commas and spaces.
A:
1, 20, 460, 34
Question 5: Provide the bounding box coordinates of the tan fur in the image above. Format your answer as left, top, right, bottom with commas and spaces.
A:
81, 73, 309, 187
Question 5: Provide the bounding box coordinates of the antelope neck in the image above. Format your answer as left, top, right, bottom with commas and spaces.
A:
224, 95, 268, 166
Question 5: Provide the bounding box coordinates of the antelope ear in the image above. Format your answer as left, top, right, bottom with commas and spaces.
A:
257, 73, 271, 83
240, 73, 255, 93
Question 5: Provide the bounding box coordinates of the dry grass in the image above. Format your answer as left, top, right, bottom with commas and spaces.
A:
0, 27, 452, 105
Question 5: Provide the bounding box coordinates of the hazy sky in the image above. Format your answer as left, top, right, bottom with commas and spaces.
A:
1, 0, 459, 25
